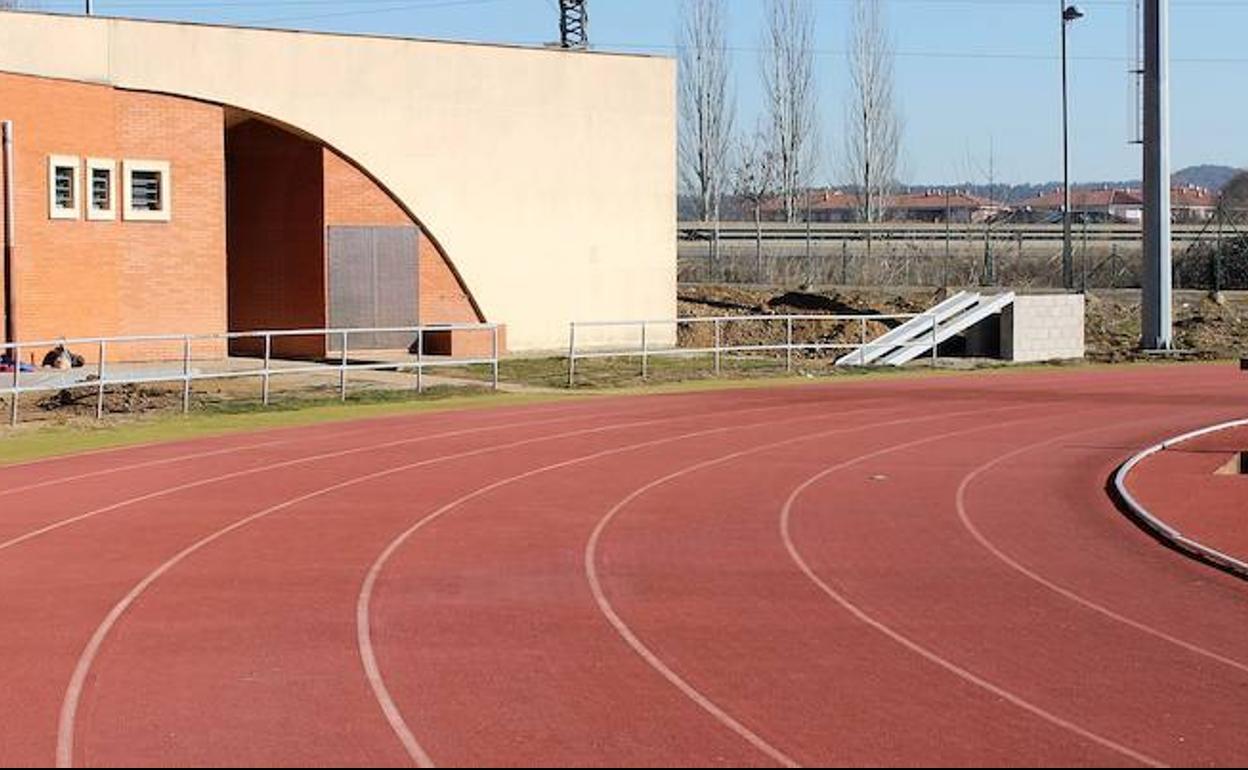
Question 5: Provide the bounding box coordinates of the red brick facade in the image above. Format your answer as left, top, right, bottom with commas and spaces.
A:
0, 72, 226, 361
1, 74, 491, 362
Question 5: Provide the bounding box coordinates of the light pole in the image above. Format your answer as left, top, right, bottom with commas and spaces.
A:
1061, 3, 1083, 290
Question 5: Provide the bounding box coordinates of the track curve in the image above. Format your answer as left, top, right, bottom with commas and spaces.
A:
0, 364, 1245, 767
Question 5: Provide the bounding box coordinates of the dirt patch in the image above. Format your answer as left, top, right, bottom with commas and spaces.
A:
680, 284, 1248, 363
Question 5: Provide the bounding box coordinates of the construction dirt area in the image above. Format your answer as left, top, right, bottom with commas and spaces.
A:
678, 284, 1248, 363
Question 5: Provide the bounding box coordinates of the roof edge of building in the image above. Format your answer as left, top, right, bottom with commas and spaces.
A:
0, 8, 670, 62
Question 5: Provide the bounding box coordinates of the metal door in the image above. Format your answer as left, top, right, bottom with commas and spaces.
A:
327, 226, 419, 351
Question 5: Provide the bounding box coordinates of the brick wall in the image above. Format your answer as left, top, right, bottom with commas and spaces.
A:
323, 148, 493, 355
0, 72, 226, 361
226, 119, 326, 358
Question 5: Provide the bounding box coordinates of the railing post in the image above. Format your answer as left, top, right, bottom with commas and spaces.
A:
713, 318, 722, 376
786, 317, 794, 373
931, 314, 939, 367
859, 317, 867, 364
416, 328, 425, 394
491, 325, 500, 391
9, 343, 19, 427
262, 333, 272, 407
640, 322, 648, 380
567, 322, 577, 388
340, 330, 349, 402
96, 340, 106, 420
181, 336, 192, 414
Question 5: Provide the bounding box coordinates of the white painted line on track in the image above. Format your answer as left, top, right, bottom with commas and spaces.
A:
0, 408, 657, 555
0, 440, 288, 499
53, 398, 861, 768
956, 415, 1248, 675
778, 416, 1168, 769
583, 404, 1046, 769
355, 403, 910, 769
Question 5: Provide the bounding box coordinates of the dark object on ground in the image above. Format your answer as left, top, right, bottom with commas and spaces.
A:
41, 345, 85, 370
1240, 358, 1248, 371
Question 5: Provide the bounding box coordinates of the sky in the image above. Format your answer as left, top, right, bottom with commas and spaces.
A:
15, 0, 1248, 185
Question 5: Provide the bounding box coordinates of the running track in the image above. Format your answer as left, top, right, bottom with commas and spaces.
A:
1, 364, 1245, 767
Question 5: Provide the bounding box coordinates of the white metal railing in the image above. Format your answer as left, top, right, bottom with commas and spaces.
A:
0, 323, 502, 426
566, 313, 939, 387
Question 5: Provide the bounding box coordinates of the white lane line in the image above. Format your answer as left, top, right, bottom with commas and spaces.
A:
355, 404, 913, 769
956, 415, 1248, 675
0, 440, 288, 499
582, 404, 1045, 769
778, 417, 1168, 769
54, 398, 847, 768
0, 410, 627, 555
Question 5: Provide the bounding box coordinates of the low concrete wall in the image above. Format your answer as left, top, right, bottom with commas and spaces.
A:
1001, 294, 1085, 363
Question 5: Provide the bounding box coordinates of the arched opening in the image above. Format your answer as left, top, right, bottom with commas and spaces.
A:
224, 110, 486, 359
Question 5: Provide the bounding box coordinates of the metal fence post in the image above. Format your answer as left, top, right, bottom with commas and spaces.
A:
181, 336, 192, 414
640, 322, 648, 380
9, 343, 19, 427
262, 333, 272, 407
416, 328, 425, 394
491, 326, 500, 391
859, 317, 867, 358
567, 322, 577, 388
786, 317, 794, 373
713, 318, 722, 376
96, 340, 106, 420
340, 331, 349, 401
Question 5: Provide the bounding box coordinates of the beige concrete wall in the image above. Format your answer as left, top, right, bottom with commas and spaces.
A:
1001, 295, 1086, 363
0, 11, 677, 351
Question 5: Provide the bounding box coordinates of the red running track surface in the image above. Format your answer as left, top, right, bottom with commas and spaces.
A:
0, 365, 1246, 768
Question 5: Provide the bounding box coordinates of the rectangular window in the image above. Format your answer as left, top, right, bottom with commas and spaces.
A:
130, 171, 161, 211
86, 158, 116, 221
122, 160, 172, 222
47, 155, 80, 220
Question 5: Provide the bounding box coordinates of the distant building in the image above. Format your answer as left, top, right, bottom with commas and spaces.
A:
1015, 186, 1219, 224
762, 189, 1002, 224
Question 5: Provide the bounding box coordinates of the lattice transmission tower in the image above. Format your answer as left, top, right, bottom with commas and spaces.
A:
559, 0, 588, 49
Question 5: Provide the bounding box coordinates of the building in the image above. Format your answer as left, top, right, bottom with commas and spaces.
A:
0, 11, 676, 359
762, 190, 1001, 224
1015, 186, 1219, 225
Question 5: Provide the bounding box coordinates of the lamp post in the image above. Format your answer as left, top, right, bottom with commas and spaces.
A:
1061, 4, 1084, 290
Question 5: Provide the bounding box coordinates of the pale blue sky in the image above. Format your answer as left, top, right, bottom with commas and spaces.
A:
21, 0, 1248, 184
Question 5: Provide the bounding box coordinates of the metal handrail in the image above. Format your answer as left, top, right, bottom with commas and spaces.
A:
566, 313, 939, 387
1, 324, 503, 426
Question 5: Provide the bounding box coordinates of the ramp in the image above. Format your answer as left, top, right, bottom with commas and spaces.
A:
835, 291, 981, 366
880, 292, 1016, 366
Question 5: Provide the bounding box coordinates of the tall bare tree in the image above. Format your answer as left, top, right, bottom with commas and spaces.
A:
678, 0, 734, 226
761, 0, 818, 223
842, 0, 901, 224
732, 127, 778, 274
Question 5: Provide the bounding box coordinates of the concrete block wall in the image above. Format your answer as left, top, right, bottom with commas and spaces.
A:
1001, 294, 1085, 363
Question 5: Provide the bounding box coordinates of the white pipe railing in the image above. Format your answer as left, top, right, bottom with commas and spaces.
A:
0, 323, 502, 426
566, 313, 939, 387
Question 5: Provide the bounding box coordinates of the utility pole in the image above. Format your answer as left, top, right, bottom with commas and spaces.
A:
1141, 0, 1172, 349
1060, 4, 1083, 290
559, 0, 588, 49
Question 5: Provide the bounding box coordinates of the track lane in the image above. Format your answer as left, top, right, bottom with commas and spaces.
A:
0, 365, 1244, 767
3, 392, 837, 767
44, 394, 882, 767
781, 405, 1248, 766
